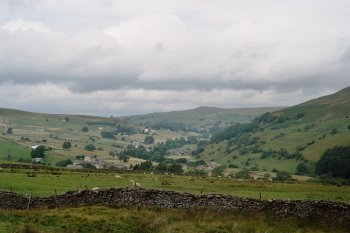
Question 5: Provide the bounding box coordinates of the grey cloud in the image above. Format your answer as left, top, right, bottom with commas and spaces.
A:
1, 1, 350, 115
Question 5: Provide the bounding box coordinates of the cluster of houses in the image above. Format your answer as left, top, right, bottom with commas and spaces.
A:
67, 156, 106, 170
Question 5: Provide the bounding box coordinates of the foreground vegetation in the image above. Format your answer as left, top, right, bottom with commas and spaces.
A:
1, 168, 350, 202
0, 206, 348, 233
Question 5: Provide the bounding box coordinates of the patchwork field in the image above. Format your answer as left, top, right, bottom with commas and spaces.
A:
0, 168, 349, 202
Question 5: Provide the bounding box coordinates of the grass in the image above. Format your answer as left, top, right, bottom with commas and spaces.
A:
0, 138, 31, 162
1, 168, 350, 202
0, 206, 348, 233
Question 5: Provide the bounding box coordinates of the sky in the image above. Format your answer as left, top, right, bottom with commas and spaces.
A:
0, 0, 350, 116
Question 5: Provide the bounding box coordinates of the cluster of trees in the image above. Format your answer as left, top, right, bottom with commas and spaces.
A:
131, 161, 184, 174
211, 123, 259, 143
31, 145, 48, 158
144, 135, 154, 144
119, 137, 201, 163
101, 131, 115, 139
100, 125, 137, 139
261, 149, 304, 160
316, 146, 350, 179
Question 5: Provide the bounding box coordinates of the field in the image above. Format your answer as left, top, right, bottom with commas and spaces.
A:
1, 206, 348, 233
0, 108, 185, 168
1, 168, 349, 202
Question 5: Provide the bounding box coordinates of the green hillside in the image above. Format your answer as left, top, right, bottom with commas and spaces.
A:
0, 108, 184, 167
201, 87, 350, 174
124, 106, 281, 132
275, 87, 350, 121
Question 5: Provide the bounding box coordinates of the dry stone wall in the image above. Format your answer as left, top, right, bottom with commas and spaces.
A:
0, 187, 349, 221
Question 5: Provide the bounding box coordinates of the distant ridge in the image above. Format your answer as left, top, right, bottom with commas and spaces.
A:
123, 106, 282, 131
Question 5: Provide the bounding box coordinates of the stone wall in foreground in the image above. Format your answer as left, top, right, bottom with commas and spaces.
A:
0, 187, 349, 221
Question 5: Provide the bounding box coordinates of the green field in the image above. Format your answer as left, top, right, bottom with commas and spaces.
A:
0, 108, 186, 168
0, 168, 349, 202
1, 206, 348, 233
0, 138, 31, 162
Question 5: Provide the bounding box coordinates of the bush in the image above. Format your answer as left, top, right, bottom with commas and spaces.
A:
273, 171, 292, 181
168, 163, 184, 174
175, 158, 188, 164
6, 127, 13, 134
155, 163, 168, 173
296, 113, 305, 120
62, 141, 72, 150
101, 131, 115, 139
235, 169, 251, 179
84, 144, 96, 151
139, 160, 153, 171
330, 128, 338, 135
144, 135, 155, 144
211, 165, 226, 177
187, 169, 208, 176
56, 159, 72, 167
295, 162, 311, 175
81, 127, 89, 133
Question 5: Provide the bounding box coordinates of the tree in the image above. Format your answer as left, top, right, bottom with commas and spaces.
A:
144, 135, 155, 144
56, 159, 72, 167
81, 127, 89, 133
168, 163, 184, 174
235, 169, 252, 179
295, 162, 310, 175
6, 127, 13, 134
62, 141, 72, 150
296, 113, 305, 120
118, 154, 129, 163
155, 163, 168, 173
315, 146, 350, 179
101, 131, 115, 139
273, 171, 292, 181
31, 146, 46, 158
84, 144, 96, 151
211, 165, 226, 177
139, 160, 153, 170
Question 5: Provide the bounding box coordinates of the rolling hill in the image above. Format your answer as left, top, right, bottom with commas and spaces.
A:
0, 108, 185, 167
274, 86, 350, 121
201, 87, 350, 173
123, 106, 281, 132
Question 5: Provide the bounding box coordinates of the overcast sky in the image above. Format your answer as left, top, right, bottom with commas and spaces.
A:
0, 0, 349, 116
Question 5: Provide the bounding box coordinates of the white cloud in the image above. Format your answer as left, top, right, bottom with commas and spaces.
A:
1, 18, 49, 33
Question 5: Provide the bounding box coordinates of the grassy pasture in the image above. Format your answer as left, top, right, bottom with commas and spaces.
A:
1, 206, 348, 233
0, 168, 349, 202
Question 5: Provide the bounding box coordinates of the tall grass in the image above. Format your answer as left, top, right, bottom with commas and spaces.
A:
1, 206, 348, 233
